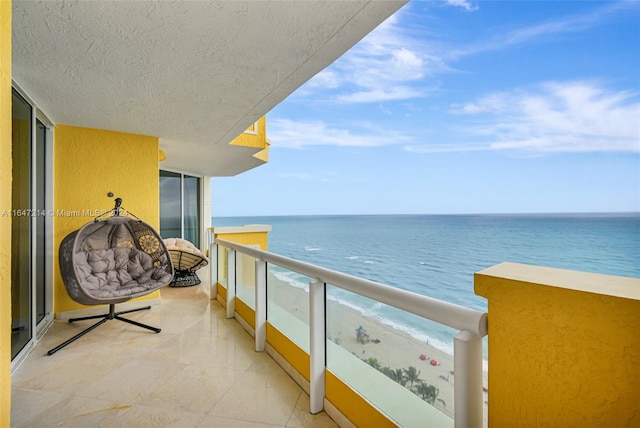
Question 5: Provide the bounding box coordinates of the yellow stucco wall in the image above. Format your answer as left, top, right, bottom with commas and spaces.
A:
326, 371, 396, 428
266, 323, 310, 381
53, 125, 161, 315
475, 262, 640, 427
0, 0, 11, 424
230, 116, 267, 150
234, 298, 255, 329
214, 231, 269, 251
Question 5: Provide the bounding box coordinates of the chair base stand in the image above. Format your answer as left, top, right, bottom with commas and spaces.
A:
47, 303, 160, 355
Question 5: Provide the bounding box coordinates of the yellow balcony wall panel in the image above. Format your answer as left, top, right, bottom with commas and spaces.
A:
215, 232, 269, 251
325, 370, 396, 428
53, 125, 161, 315
475, 262, 640, 427
0, 0, 11, 424
266, 323, 310, 382
234, 297, 255, 330
217, 283, 227, 302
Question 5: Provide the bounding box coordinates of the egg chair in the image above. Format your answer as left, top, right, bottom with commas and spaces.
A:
48, 199, 174, 355
163, 238, 209, 287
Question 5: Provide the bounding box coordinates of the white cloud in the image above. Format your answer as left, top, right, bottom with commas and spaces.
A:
336, 86, 423, 104
301, 12, 442, 104
405, 143, 489, 154
268, 118, 413, 149
297, 1, 636, 105
450, 1, 638, 59
444, 0, 478, 12
306, 69, 340, 90
416, 81, 640, 154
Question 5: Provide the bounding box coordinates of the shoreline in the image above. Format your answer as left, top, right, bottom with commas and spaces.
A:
266, 272, 489, 419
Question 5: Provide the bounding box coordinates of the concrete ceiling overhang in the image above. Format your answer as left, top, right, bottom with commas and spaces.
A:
12, 0, 406, 176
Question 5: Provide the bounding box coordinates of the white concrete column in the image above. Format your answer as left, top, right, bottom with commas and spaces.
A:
255, 259, 267, 352
226, 248, 236, 319
454, 330, 483, 428
309, 278, 326, 414
201, 176, 212, 253
209, 243, 218, 299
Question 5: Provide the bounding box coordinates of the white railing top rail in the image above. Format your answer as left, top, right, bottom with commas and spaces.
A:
214, 238, 487, 337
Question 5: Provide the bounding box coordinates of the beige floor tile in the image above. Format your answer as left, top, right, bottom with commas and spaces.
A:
10, 387, 68, 428
14, 350, 133, 394
76, 359, 185, 403
12, 283, 338, 428
197, 415, 283, 428
101, 403, 204, 428
19, 395, 132, 428
141, 365, 241, 414
210, 370, 302, 426
286, 394, 338, 428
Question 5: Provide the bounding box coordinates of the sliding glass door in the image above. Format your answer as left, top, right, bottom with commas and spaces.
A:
11, 89, 53, 363
11, 90, 33, 359
160, 170, 201, 248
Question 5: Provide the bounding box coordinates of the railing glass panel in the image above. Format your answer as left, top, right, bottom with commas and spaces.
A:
236, 253, 256, 309
326, 284, 454, 427
267, 264, 310, 352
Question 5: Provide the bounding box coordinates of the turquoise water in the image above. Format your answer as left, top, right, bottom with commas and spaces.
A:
213, 213, 640, 356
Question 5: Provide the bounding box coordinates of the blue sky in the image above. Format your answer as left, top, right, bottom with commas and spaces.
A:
213, 0, 640, 217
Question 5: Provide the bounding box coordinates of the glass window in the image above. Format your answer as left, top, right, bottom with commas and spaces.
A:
184, 175, 200, 247
35, 120, 47, 324
159, 170, 201, 248
160, 171, 181, 239
11, 90, 33, 359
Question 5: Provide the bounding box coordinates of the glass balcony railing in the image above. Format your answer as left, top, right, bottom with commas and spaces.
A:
267, 264, 310, 352
210, 236, 487, 427
326, 285, 455, 426
236, 252, 256, 309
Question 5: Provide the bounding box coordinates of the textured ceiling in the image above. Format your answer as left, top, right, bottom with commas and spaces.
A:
12, 0, 405, 176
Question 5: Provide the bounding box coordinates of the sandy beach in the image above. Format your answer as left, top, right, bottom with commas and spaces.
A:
265, 272, 489, 420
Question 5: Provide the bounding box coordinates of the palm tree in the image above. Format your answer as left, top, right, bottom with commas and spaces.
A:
403, 366, 422, 390
365, 357, 382, 371
415, 381, 439, 405
392, 368, 407, 386
381, 366, 393, 378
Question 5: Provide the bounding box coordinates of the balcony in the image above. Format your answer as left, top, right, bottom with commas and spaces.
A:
10, 227, 639, 427
10, 270, 337, 427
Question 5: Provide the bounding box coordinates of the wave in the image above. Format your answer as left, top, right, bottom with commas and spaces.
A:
270, 269, 309, 290
326, 292, 455, 357
305, 246, 321, 252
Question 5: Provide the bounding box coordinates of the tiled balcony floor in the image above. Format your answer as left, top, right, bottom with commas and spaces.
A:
11, 281, 338, 427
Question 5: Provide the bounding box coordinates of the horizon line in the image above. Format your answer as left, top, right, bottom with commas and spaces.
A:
212, 211, 640, 219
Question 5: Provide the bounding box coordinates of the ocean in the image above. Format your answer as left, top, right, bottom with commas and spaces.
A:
213, 213, 640, 358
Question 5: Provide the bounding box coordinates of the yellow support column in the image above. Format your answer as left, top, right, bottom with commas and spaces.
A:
0, 0, 12, 424
475, 262, 640, 427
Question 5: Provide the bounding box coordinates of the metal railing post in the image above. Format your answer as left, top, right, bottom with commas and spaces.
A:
210, 243, 218, 299
226, 248, 236, 319
454, 330, 483, 428
309, 278, 326, 414
255, 259, 267, 352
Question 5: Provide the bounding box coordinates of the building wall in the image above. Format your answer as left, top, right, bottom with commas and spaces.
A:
231, 116, 267, 150
475, 262, 640, 427
53, 125, 161, 315
0, 0, 11, 424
